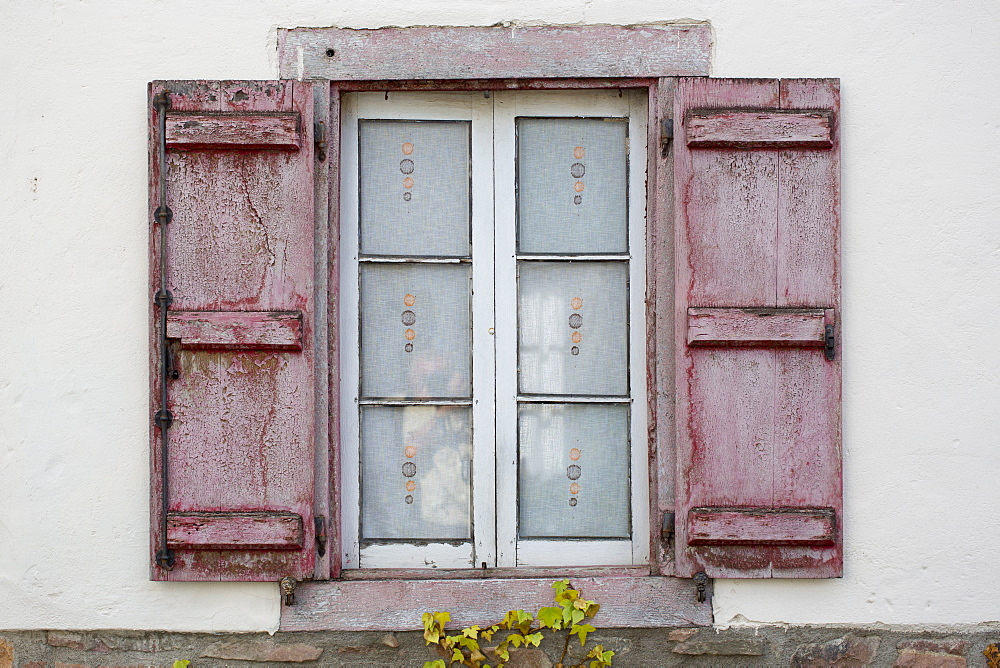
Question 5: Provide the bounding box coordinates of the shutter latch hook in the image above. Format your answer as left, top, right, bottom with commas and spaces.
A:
279, 576, 297, 606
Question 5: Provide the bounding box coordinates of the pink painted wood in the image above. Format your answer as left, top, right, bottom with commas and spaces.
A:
686, 307, 831, 346
167, 511, 305, 550
149, 80, 317, 582
686, 110, 833, 149
673, 78, 841, 578
278, 25, 712, 81
165, 113, 301, 150
166, 311, 303, 350
687, 508, 836, 546
280, 577, 711, 631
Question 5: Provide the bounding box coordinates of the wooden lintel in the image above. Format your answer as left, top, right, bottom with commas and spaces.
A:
686, 110, 834, 149
165, 113, 301, 150
166, 310, 303, 351
687, 507, 836, 546
279, 24, 712, 81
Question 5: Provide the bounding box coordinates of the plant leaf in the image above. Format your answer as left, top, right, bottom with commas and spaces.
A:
424, 661, 447, 668
537, 606, 563, 629
571, 623, 596, 646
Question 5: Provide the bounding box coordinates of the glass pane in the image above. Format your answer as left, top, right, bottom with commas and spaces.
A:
518, 262, 628, 396
361, 406, 471, 540
518, 404, 630, 538
359, 120, 471, 257
361, 264, 471, 398
517, 117, 628, 254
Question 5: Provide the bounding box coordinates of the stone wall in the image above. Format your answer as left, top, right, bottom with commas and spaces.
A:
2, 626, 999, 667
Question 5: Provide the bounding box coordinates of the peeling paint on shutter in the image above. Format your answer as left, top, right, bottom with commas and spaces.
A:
673, 78, 842, 578
149, 80, 318, 582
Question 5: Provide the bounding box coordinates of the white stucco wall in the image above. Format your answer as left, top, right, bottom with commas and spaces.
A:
1, 0, 998, 632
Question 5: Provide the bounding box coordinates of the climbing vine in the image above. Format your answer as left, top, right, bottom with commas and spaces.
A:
422, 580, 614, 668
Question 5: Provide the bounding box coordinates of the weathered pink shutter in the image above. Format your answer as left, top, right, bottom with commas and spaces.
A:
149, 81, 318, 581
674, 78, 842, 578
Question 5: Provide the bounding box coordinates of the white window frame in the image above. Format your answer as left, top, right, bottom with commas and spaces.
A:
339, 88, 648, 571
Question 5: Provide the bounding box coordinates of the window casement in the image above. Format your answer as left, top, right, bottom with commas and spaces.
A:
339, 90, 649, 570
149, 23, 841, 628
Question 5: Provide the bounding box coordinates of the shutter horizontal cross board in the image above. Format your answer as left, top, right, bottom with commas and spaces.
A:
149, 81, 317, 581
674, 78, 842, 578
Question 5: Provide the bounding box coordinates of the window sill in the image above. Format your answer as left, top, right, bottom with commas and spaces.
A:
279, 574, 712, 631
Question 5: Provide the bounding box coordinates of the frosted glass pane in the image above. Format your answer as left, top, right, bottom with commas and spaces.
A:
518, 262, 628, 396
517, 117, 628, 254
360, 120, 471, 257
518, 404, 630, 538
361, 406, 471, 540
361, 264, 471, 398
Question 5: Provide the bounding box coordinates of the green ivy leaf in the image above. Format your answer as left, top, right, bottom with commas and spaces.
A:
571, 623, 596, 646
537, 606, 563, 629
551, 579, 570, 595
464, 625, 481, 639
452, 648, 465, 662
424, 661, 447, 668
172, 662, 190, 668
524, 632, 544, 647
509, 633, 525, 648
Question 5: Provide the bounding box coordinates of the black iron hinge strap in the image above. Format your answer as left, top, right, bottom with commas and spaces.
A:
153, 90, 175, 572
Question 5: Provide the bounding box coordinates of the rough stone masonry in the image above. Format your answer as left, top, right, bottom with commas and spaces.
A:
1, 625, 999, 667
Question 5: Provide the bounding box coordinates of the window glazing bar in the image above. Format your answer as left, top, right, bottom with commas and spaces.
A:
359, 255, 470, 263
515, 254, 629, 261
515, 395, 631, 403
358, 398, 474, 406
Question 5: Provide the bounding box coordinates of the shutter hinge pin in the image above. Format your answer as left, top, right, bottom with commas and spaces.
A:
661, 511, 676, 542
153, 205, 173, 225
155, 548, 175, 571
314, 515, 327, 557
660, 118, 674, 156
314, 121, 327, 162
279, 576, 297, 606
153, 289, 173, 309
825, 324, 836, 361
661, 118, 674, 142
154, 409, 174, 430
694, 571, 709, 603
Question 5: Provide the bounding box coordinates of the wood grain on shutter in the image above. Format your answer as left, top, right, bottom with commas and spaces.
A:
166, 311, 303, 350
165, 113, 301, 150
687, 507, 836, 546
686, 110, 833, 149
687, 308, 832, 346
167, 512, 305, 550
149, 80, 317, 582
673, 78, 841, 579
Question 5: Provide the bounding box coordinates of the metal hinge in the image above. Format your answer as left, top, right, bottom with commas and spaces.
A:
661, 118, 674, 150
314, 515, 327, 557
825, 324, 836, 361
314, 121, 327, 162
661, 511, 676, 542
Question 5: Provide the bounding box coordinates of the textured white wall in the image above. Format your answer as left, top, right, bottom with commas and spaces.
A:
1, 0, 998, 631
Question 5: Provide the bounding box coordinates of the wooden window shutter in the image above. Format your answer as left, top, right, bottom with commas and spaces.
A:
673, 78, 842, 578
149, 81, 319, 581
